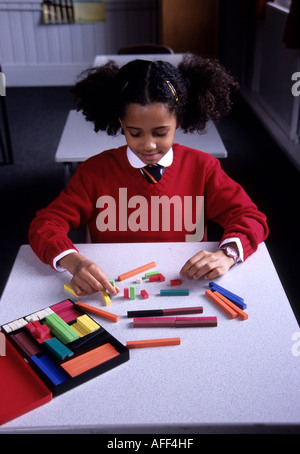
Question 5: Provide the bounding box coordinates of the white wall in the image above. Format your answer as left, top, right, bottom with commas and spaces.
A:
219, 0, 300, 170
0, 0, 158, 86
243, 2, 300, 169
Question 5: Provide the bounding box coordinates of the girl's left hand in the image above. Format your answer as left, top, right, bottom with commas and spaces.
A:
180, 249, 235, 281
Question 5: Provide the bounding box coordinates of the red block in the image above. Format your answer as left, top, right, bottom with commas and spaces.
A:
51, 299, 81, 323
170, 279, 181, 286
25, 321, 52, 343
149, 275, 159, 282
140, 290, 149, 299
124, 288, 129, 298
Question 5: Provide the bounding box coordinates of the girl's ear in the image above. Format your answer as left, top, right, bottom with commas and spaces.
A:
119, 118, 125, 135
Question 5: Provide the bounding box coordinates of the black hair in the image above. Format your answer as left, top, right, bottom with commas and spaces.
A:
70, 53, 238, 136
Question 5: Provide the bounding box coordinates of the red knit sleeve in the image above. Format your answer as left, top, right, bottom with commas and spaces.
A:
204, 157, 269, 260
28, 161, 95, 268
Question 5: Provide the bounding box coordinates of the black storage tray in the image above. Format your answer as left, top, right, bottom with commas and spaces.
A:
1, 299, 129, 396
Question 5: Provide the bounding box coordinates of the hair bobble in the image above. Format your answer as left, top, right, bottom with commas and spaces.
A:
166, 80, 179, 102
121, 81, 129, 94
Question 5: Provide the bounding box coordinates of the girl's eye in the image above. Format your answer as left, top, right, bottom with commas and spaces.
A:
128, 130, 168, 138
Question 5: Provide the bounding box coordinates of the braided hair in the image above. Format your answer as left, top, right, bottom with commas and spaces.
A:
70, 53, 238, 136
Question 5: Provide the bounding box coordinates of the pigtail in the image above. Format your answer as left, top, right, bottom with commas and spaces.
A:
70, 61, 121, 135
178, 53, 239, 133
70, 54, 238, 136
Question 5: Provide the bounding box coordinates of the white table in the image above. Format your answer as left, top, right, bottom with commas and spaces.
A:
93, 53, 185, 68
55, 110, 227, 179
55, 53, 228, 181
0, 242, 299, 433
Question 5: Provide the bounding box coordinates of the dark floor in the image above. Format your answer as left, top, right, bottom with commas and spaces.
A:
0, 87, 299, 325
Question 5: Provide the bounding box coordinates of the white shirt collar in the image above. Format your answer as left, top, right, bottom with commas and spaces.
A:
126, 146, 173, 168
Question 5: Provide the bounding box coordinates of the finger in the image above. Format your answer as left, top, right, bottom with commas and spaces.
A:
102, 280, 118, 295
71, 275, 96, 295
89, 273, 119, 296
91, 270, 119, 295
77, 264, 115, 294
183, 254, 215, 280
180, 251, 206, 277
191, 262, 216, 280
75, 270, 119, 296
72, 266, 107, 294
190, 255, 223, 280
203, 268, 222, 280
70, 280, 88, 296
72, 287, 87, 297
203, 261, 230, 280
88, 267, 119, 295
80, 273, 104, 293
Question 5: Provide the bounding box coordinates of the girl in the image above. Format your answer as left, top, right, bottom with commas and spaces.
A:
29, 54, 268, 297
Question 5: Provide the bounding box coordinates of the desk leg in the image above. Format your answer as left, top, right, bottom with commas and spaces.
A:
0, 128, 7, 163
0, 96, 13, 165
63, 162, 75, 185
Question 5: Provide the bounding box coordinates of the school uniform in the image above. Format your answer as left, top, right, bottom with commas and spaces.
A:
29, 144, 268, 269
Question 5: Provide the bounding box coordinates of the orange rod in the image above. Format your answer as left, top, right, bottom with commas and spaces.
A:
118, 261, 156, 281
65, 352, 119, 377
214, 292, 248, 320
62, 343, 119, 377
76, 302, 120, 323
63, 343, 115, 368
205, 290, 238, 319
126, 337, 181, 349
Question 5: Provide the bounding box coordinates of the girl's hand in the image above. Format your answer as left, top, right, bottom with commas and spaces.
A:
58, 252, 120, 296
180, 249, 236, 281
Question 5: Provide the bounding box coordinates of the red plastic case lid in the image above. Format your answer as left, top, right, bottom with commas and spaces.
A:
0, 336, 52, 426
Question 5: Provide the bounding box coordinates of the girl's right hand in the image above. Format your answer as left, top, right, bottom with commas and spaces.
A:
58, 252, 119, 297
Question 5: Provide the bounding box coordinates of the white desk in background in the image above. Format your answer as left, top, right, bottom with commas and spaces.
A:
0, 242, 299, 433
93, 53, 185, 68
55, 110, 228, 181
55, 54, 228, 181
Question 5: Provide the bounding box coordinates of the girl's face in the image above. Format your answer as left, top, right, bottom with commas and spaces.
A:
120, 102, 178, 165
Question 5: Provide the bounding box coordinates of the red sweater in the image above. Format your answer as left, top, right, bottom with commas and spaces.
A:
29, 144, 268, 267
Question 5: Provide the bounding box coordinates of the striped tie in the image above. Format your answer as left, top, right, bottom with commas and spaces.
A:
142, 164, 163, 184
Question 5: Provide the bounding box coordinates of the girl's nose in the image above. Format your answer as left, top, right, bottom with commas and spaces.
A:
144, 137, 156, 151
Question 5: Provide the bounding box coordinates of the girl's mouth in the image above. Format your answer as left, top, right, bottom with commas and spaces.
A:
141, 152, 160, 162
